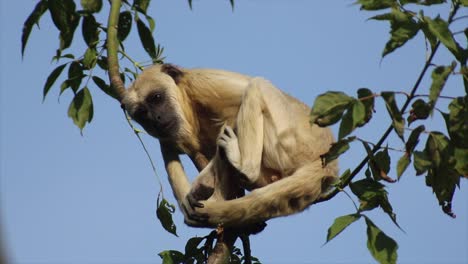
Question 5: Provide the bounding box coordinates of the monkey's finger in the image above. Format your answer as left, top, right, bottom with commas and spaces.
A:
187, 194, 204, 209
224, 126, 236, 138
217, 138, 227, 148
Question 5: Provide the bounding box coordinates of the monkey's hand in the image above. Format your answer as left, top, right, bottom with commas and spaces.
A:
217, 125, 242, 171
181, 195, 210, 227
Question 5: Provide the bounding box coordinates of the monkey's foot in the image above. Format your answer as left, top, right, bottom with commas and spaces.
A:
217, 125, 242, 171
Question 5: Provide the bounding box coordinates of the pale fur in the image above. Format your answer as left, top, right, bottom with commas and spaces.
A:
123, 64, 338, 228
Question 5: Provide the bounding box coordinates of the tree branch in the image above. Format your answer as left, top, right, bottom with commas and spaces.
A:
107, 0, 126, 102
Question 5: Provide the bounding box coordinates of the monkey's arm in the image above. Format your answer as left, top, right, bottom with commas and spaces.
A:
160, 142, 191, 207
186, 160, 337, 227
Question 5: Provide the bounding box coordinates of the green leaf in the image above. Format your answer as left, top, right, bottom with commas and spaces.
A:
364, 217, 398, 264
339, 100, 366, 139
320, 137, 356, 166
381, 92, 405, 141
429, 63, 456, 111
454, 148, 468, 177
49, 0, 80, 51
397, 154, 410, 180
83, 47, 97, 69
310, 92, 354, 126
134, 0, 150, 13
419, 12, 438, 52
81, 0, 102, 13
357, 88, 375, 125
362, 142, 395, 182
372, 8, 420, 58
136, 17, 157, 59
413, 151, 431, 175
350, 178, 386, 203
184, 237, 204, 260
82, 14, 100, 47
67, 87, 94, 132
443, 96, 468, 148
336, 169, 352, 188
97, 56, 108, 70
159, 250, 185, 264
356, 0, 397, 10
425, 16, 463, 61
460, 0, 468, 6
350, 178, 400, 228
407, 99, 431, 125
22, 0, 48, 57
325, 214, 361, 243
68, 61, 84, 93
426, 132, 451, 168
157, 198, 178, 237
405, 125, 425, 154
92, 76, 118, 99
43, 63, 67, 101
117, 11, 132, 41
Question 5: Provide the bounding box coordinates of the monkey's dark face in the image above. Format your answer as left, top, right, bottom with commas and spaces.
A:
122, 65, 184, 140
131, 90, 180, 139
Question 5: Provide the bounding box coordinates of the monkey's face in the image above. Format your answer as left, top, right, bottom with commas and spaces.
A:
122, 65, 183, 140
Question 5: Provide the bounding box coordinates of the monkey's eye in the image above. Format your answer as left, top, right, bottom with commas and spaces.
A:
148, 93, 163, 104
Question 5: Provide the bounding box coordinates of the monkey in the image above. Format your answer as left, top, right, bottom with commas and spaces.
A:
122, 64, 338, 228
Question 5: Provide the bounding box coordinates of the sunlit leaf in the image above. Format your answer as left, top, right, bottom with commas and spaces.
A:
413, 151, 431, 175
405, 125, 425, 154
365, 217, 398, 264
325, 214, 361, 243
67, 87, 94, 132
371, 8, 420, 58
339, 100, 366, 139
424, 16, 463, 61
157, 198, 178, 236
310, 92, 354, 127
356, 0, 397, 10
159, 250, 185, 264
429, 62, 456, 112
83, 47, 97, 69
381, 92, 405, 141
397, 154, 410, 180
22, 0, 48, 58
81, 0, 102, 13
43, 63, 67, 101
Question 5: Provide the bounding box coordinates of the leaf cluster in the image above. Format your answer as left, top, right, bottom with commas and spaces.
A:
315, 1, 467, 263
22, 0, 164, 132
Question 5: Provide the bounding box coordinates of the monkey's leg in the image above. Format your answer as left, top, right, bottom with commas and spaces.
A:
219, 78, 266, 184
190, 160, 337, 226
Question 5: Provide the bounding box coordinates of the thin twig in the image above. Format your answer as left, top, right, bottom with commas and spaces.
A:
122, 108, 164, 196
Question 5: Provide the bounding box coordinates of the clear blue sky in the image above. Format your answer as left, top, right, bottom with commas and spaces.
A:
1, 0, 467, 263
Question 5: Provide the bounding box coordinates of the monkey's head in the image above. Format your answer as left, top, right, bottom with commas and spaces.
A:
122, 64, 188, 140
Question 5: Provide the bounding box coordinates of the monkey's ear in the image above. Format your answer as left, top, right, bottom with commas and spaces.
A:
161, 64, 184, 84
